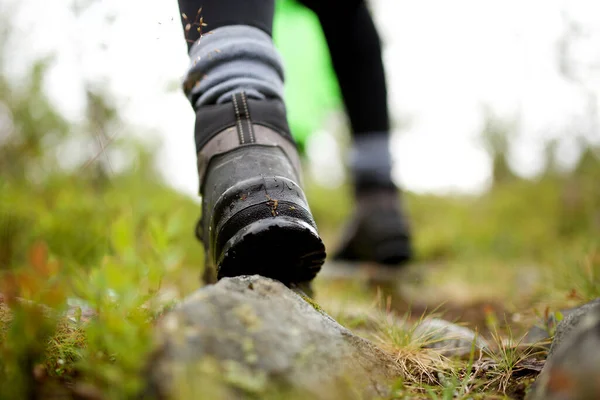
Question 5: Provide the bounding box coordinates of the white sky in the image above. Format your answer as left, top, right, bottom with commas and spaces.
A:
5, 0, 600, 196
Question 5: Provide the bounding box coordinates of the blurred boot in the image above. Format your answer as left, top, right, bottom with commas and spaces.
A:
335, 188, 412, 265
334, 132, 413, 265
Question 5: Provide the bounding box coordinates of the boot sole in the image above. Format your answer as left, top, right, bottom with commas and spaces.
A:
218, 216, 326, 283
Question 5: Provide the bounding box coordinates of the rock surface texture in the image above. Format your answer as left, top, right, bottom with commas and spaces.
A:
413, 318, 489, 357
147, 275, 401, 399
528, 298, 600, 400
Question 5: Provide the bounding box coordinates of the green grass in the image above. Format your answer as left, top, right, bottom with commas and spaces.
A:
2, 148, 599, 399
1, 55, 600, 398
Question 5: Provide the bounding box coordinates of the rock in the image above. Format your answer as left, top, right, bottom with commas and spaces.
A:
522, 325, 552, 347
413, 318, 489, 357
528, 298, 600, 400
547, 298, 600, 358
146, 275, 401, 399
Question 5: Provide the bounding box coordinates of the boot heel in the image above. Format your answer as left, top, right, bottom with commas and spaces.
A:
203, 146, 325, 283
193, 94, 326, 283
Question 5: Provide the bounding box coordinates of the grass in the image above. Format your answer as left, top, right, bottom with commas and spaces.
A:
1, 58, 600, 398
1, 153, 600, 398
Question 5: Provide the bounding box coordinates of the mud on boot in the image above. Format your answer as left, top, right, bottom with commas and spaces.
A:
194, 92, 326, 284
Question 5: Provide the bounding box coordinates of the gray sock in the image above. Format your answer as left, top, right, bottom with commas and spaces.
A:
350, 132, 394, 189
183, 25, 285, 108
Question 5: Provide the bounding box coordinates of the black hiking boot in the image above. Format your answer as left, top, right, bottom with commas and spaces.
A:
334, 187, 412, 266
194, 92, 326, 284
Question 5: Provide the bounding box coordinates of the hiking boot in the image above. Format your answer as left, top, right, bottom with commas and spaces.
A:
334, 187, 412, 265
195, 92, 326, 284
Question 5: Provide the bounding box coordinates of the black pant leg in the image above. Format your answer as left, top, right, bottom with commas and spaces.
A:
296, 0, 390, 135
178, 0, 275, 52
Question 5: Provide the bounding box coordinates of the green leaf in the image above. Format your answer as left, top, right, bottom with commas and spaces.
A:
111, 214, 134, 257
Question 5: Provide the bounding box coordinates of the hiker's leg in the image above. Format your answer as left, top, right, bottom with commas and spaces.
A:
299, 0, 412, 265
297, 0, 392, 191
178, 0, 275, 52
177, 0, 281, 106
177, 0, 326, 283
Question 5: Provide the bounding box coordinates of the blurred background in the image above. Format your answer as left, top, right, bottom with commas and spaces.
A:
1, 0, 599, 269
1, 0, 599, 396
3, 0, 599, 195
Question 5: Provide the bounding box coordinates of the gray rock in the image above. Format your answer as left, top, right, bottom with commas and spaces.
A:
547, 298, 600, 358
522, 325, 552, 347
413, 318, 489, 357
147, 275, 401, 399
528, 298, 600, 400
